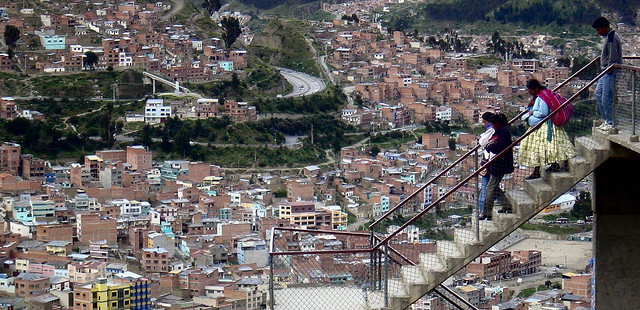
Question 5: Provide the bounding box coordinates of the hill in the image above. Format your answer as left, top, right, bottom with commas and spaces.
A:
249, 19, 321, 76
384, 0, 638, 34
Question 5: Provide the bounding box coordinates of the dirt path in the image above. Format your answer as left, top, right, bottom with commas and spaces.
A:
161, 0, 185, 22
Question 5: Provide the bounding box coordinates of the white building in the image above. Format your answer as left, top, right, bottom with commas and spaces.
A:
435, 106, 452, 122
145, 99, 172, 124
110, 199, 142, 216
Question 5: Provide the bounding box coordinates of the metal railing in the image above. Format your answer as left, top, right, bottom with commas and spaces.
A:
367, 61, 640, 308
268, 57, 640, 309
268, 227, 475, 309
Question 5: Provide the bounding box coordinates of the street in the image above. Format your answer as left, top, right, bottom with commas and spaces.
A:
278, 67, 326, 98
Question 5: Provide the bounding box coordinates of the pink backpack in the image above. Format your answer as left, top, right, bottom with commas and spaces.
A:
537, 88, 572, 126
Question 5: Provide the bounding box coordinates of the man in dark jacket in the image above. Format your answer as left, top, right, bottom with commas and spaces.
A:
481, 114, 514, 220
593, 16, 622, 130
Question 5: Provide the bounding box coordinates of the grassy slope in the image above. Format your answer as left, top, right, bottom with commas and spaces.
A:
382, 0, 635, 35
249, 19, 321, 76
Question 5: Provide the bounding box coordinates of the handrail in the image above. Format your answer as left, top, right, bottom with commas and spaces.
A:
273, 227, 371, 236
434, 285, 480, 310
369, 55, 640, 230
370, 58, 594, 230
372, 63, 630, 251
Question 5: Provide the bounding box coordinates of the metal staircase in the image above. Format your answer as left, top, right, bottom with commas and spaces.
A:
269, 58, 640, 310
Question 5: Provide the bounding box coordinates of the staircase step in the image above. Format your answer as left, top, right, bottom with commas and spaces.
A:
387, 279, 410, 299
575, 136, 609, 165
542, 171, 576, 191
568, 155, 591, 176
492, 212, 519, 231
505, 190, 536, 214
367, 291, 386, 310
523, 178, 554, 205
401, 265, 430, 304
436, 240, 464, 259
402, 265, 427, 285
419, 253, 447, 272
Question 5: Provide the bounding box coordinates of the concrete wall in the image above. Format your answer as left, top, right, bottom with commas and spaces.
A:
594, 143, 640, 309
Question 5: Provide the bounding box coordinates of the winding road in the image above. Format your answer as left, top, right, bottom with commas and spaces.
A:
278, 67, 326, 98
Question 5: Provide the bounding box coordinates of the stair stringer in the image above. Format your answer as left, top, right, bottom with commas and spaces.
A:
375, 135, 611, 310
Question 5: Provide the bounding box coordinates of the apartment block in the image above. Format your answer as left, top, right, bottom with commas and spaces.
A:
35, 223, 73, 242
0, 142, 21, 175
68, 261, 107, 284
127, 145, 153, 172
141, 248, 169, 273
77, 213, 117, 244
15, 273, 50, 298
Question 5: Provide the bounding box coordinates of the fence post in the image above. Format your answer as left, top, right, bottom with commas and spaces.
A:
632, 71, 638, 142
474, 149, 480, 243
370, 230, 375, 290
384, 244, 389, 308
269, 255, 275, 310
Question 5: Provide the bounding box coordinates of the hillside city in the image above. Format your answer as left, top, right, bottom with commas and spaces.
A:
0, 0, 634, 309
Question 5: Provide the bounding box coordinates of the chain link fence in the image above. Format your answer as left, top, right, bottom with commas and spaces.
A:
268, 58, 640, 310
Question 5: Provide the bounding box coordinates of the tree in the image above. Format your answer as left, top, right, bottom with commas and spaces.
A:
369, 145, 380, 157
7, 47, 13, 59
221, 16, 241, 49
231, 72, 240, 89
84, 51, 99, 70
174, 126, 191, 157
448, 138, 456, 150
571, 191, 593, 219
99, 102, 122, 147
139, 124, 153, 146
202, 0, 222, 15
4, 25, 20, 47
107, 65, 114, 72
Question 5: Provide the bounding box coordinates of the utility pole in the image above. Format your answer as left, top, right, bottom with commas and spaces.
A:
310, 123, 314, 145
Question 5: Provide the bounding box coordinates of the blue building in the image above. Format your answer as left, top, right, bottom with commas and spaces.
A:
40, 35, 66, 50
12, 201, 32, 222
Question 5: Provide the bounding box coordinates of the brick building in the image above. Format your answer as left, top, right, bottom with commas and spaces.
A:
77, 213, 117, 244
15, 273, 50, 298
562, 273, 592, 297
127, 145, 153, 172
0, 142, 21, 175
0, 97, 17, 119
141, 248, 169, 273
35, 224, 73, 242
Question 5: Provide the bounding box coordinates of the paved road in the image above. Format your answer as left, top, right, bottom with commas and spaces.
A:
278, 67, 326, 98
319, 55, 335, 84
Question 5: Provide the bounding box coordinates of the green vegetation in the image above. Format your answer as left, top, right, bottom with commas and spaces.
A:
0, 118, 100, 160
249, 19, 320, 76
134, 114, 362, 167
367, 213, 454, 241
0, 72, 30, 96
30, 70, 153, 99
158, 144, 326, 168
381, 0, 629, 36
273, 189, 287, 198
520, 223, 585, 236
253, 85, 346, 114
222, 16, 242, 49
492, 0, 599, 27
184, 58, 290, 100
466, 55, 502, 69
517, 287, 536, 298
346, 208, 357, 224
368, 130, 419, 149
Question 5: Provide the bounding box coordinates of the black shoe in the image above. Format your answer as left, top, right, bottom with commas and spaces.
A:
497, 208, 513, 214
525, 172, 540, 180
546, 163, 561, 172
479, 215, 492, 221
